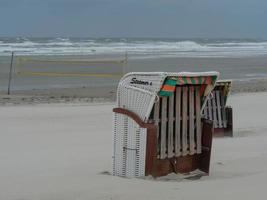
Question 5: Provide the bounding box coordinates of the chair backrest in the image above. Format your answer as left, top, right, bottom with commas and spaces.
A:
150, 85, 202, 159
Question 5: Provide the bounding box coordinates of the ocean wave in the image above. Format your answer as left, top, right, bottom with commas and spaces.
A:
1, 38, 267, 57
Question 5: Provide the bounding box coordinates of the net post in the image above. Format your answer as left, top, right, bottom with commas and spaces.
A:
123, 51, 128, 75
7, 51, 14, 95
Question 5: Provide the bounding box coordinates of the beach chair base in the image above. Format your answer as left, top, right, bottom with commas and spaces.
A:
147, 119, 213, 177
114, 108, 214, 178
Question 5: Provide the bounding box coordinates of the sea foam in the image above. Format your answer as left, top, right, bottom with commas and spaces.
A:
1, 38, 267, 57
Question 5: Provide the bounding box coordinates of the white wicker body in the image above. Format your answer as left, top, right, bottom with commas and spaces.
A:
113, 113, 147, 177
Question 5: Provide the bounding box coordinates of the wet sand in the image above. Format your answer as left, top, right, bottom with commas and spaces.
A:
1, 55, 267, 104
1, 78, 267, 105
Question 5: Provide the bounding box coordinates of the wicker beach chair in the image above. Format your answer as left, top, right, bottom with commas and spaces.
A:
112, 72, 219, 178
203, 80, 233, 137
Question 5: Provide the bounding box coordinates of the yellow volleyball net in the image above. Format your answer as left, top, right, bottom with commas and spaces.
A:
15, 55, 127, 79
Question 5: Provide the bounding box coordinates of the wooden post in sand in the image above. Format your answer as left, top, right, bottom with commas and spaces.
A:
123, 51, 128, 75
7, 51, 14, 95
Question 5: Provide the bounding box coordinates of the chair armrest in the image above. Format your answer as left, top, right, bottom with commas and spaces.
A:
113, 107, 156, 129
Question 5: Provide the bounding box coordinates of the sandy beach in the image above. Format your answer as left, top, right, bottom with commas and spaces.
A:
1, 0, 267, 198
0, 92, 267, 200
1, 39, 267, 200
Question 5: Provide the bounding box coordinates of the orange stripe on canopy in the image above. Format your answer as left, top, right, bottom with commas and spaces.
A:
161, 85, 175, 92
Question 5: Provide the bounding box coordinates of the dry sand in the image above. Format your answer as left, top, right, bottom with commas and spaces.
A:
0, 92, 267, 200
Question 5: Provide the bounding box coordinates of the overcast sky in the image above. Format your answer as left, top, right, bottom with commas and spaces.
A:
0, 0, 267, 38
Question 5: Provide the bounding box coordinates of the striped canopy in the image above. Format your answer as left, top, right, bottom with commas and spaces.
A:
159, 75, 217, 105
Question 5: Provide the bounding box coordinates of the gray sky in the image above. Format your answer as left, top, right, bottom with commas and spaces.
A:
0, 0, 267, 38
